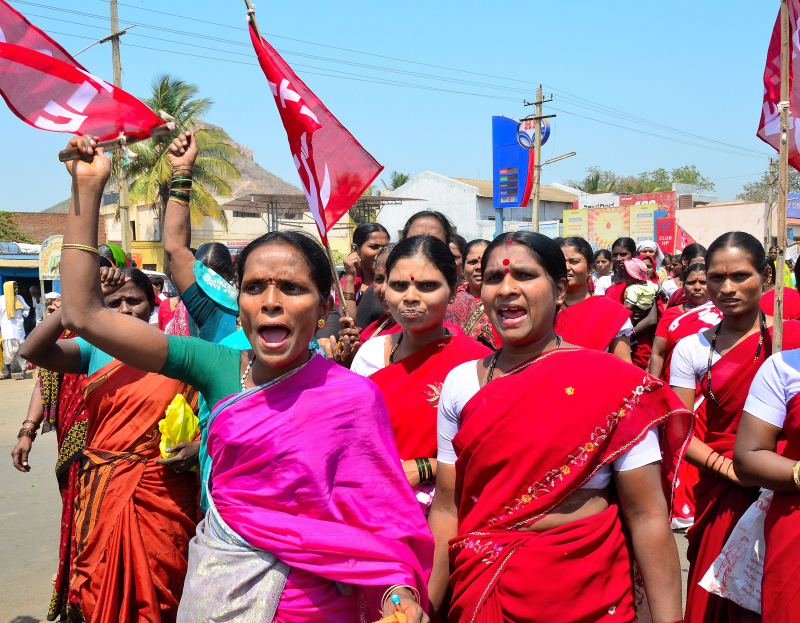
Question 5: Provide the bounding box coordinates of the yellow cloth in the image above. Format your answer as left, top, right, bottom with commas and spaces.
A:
158, 393, 200, 472
624, 281, 660, 309
3, 281, 22, 319
374, 612, 408, 623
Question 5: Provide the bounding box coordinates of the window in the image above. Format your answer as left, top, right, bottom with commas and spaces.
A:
282, 212, 303, 220
233, 211, 260, 219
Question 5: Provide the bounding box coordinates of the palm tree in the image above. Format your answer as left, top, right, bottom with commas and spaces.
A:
120, 75, 241, 230
381, 171, 410, 190
583, 172, 616, 194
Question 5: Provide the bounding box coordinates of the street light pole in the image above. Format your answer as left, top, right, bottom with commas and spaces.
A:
523, 87, 554, 234
110, 0, 132, 256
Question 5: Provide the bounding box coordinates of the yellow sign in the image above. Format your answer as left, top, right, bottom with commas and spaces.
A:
39, 235, 63, 280
562, 209, 588, 238
629, 204, 657, 244
588, 207, 630, 250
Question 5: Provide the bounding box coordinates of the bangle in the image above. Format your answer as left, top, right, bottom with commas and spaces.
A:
726, 460, 733, 479
711, 454, 726, 475
17, 428, 36, 441
22, 420, 40, 429
170, 179, 193, 190
422, 457, 433, 485
704, 450, 717, 472
169, 197, 189, 206
793, 461, 800, 489
415, 458, 425, 485
61, 243, 99, 255
342, 291, 356, 301
381, 584, 420, 609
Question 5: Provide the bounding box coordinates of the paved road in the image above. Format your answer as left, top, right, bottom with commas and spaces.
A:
0, 376, 60, 623
0, 373, 692, 622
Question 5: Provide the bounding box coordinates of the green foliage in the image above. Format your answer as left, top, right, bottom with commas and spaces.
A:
566, 165, 715, 194
0, 212, 35, 244
331, 250, 346, 266
737, 168, 800, 202
120, 75, 241, 228
381, 171, 411, 190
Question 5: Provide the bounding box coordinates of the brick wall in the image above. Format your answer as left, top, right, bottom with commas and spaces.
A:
8, 212, 106, 244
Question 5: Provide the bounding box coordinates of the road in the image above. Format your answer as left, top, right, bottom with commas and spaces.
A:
0, 373, 691, 622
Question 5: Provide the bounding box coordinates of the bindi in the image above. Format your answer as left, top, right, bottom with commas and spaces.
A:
504, 268, 510, 274
502, 259, 510, 266
410, 275, 414, 281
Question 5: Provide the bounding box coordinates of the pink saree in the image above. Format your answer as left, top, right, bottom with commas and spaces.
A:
205, 354, 433, 622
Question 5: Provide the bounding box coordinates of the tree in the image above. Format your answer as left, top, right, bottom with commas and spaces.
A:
737, 168, 800, 202
565, 165, 714, 194
0, 212, 35, 244
122, 76, 241, 230
565, 167, 616, 193
381, 171, 410, 190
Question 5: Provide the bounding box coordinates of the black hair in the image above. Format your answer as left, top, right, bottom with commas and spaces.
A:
684, 263, 707, 278
611, 237, 636, 255
352, 222, 389, 250
767, 259, 777, 285
149, 274, 164, 289
375, 242, 397, 264
450, 233, 467, 259
594, 249, 612, 262
680, 243, 707, 265
706, 232, 769, 274
119, 268, 156, 311
482, 231, 568, 290
196, 242, 235, 283
770, 244, 779, 252
401, 210, 453, 244
97, 244, 117, 267
385, 236, 458, 289
236, 231, 332, 304
464, 239, 490, 258
560, 236, 593, 268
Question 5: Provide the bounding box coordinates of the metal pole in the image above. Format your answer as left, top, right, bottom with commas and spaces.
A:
774, 0, 790, 354
495, 208, 503, 238
110, 0, 132, 256
767, 157, 777, 249
531, 85, 543, 234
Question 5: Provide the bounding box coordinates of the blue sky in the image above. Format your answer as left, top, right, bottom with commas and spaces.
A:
2, 0, 779, 212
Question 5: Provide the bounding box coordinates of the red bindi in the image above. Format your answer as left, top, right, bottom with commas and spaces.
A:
504, 268, 510, 274
502, 259, 510, 266
505, 238, 513, 245
725, 271, 729, 277
410, 275, 414, 281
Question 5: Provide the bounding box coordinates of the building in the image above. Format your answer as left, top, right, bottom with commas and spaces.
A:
4, 211, 106, 245
380, 172, 578, 241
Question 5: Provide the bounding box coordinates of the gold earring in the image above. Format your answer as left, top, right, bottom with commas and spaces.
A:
317, 319, 326, 328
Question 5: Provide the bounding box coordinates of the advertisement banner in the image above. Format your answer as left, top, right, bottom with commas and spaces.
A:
620, 191, 676, 218
588, 206, 630, 251
656, 218, 676, 254
538, 220, 561, 239
629, 204, 657, 244
39, 235, 62, 280
562, 209, 588, 238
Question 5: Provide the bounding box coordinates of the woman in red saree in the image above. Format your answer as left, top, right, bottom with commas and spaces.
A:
668, 232, 800, 623
760, 258, 800, 319
428, 231, 689, 623
735, 350, 800, 622
21, 268, 200, 623
351, 236, 491, 514
555, 236, 632, 361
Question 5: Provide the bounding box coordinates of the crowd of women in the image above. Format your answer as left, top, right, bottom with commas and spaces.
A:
9, 131, 800, 623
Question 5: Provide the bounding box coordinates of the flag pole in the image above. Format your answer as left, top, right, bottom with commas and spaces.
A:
774, 0, 790, 354
244, 0, 350, 320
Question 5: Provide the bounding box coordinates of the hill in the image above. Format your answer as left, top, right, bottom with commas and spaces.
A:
41, 121, 300, 214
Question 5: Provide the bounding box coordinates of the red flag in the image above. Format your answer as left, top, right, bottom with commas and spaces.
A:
0, 0, 164, 141
248, 25, 383, 243
674, 225, 695, 253
757, 0, 800, 170
656, 218, 676, 255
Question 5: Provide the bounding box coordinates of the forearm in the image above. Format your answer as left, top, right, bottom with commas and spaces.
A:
163, 197, 197, 293
23, 378, 45, 427
634, 305, 658, 334
648, 349, 665, 378
343, 275, 357, 319
427, 505, 457, 614
628, 515, 683, 623
609, 336, 632, 363
19, 308, 66, 364
735, 449, 799, 492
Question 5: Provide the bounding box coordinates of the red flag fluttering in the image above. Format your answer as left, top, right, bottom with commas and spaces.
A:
674, 225, 696, 253
0, 0, 164, 141
248, 24, 383, 243
757, 0, 800, 170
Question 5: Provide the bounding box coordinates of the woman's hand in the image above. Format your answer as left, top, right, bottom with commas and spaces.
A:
167, 131, 198, 171
330, 317, 361, 367
402, 459, 421, 488
100, 267, 129, 297
11, 436, 33, 472
380, 588, 429, 623
344, 251, 361, 278
63, 135, 110, 186
154, 440, 200, 473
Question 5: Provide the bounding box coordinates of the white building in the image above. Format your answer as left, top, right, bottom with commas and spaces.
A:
381, 172, 578, 241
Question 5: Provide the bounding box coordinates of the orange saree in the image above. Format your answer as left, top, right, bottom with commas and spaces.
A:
70, 360, 199, 623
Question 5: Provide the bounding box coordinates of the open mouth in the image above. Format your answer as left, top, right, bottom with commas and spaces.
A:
259, 324, 290, 349
497, 305, 526, 325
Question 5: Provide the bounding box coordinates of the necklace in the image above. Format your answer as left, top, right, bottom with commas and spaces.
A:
241, 354, 256, 391
484, 335, 563, 385
389, 334, 404, 363
707, 311, 766, 405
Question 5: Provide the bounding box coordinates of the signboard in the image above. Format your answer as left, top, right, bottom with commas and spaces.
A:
224, 240, 249, 259
517, 117, 550, 149
629, 204, 657, 243
588, 206, 630, 251
787, 244, 799, 264
656, 218, 676, 254
492, 116, 534, 209
562, 209, 589, 238
620, 191, 676, 218
538, 220, 561, 239
39, 235, 62, 280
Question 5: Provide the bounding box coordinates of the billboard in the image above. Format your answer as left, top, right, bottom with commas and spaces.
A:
588, 207, 630, 250
620, 191, 676, 218
39, 235, 62, 280
492, 116, 534, 209
562, 209, 588, 238
629, 204, 657, 243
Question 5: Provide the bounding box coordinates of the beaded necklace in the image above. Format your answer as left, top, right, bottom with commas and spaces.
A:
240, 355, 256, 391
484, 335, 563, 385
707, 311, 766, 405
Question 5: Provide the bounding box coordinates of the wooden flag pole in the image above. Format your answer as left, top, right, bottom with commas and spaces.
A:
774, 0, 790, 354
243, 0, 350, 320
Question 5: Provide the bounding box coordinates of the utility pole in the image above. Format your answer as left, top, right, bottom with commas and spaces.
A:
110, 0, 132, 256
774, 0, 790, 354
766, 157, 778, 250
523, 86, 554, 233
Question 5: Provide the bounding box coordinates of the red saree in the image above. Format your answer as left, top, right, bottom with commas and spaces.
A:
369, 334, 491, 459
760, 287, 800, 320
360, 313, 400, 340
762, 390, 800, 622
445, 289, 501, 350
70, 361, 199, 623
686, 322, 800, 623
554, 295, 631, 351
449, 349, 691, 623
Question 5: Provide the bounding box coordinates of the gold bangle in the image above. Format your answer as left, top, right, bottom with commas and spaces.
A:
792, 461, 800, 489
381, 584, 420, 609
61, 243, 99, 255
